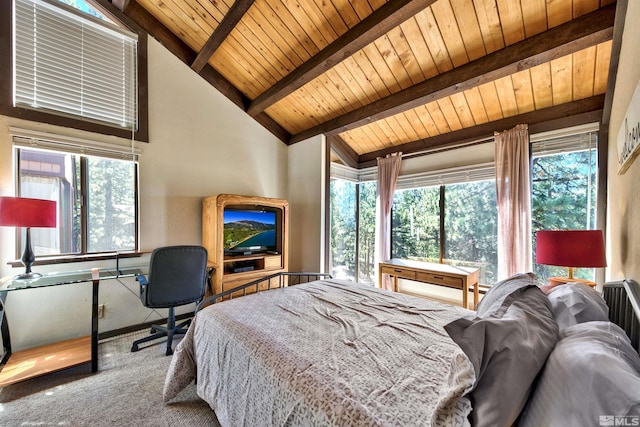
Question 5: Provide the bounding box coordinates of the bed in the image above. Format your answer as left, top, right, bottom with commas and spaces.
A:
164, 272, 640, 426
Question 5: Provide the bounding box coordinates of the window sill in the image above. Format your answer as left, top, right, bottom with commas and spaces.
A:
7, 251, 147, 268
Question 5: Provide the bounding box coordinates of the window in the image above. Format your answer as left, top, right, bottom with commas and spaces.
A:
532, 131, 598, 282
16, 141, 138, 258
391, 180, 498, 285
329, 127, 600, 288
0, 0, 148, 141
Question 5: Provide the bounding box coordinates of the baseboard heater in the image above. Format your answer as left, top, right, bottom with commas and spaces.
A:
603, 279, 640, 352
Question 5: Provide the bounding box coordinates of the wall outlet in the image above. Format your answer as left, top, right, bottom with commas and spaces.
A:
98, 304, 105, 318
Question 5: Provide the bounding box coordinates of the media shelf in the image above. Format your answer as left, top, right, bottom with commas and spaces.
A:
203, 195, 289, 296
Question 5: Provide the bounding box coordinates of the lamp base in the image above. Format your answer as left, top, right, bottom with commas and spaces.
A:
13, 271, 42, 281
547, 276, 597, 288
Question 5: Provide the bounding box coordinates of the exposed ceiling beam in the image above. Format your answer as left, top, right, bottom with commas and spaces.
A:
330, 136, 359, 169
246, 0, 438, 116
291, 3, 616, 144
121, 0, 290, 143
358, 95, 605, 168
191, 0, 255, 73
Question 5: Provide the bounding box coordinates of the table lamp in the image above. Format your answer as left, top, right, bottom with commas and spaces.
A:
535, 229, 606, 287
0, 196, 57, 280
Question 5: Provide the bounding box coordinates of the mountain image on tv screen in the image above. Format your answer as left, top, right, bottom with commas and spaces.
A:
223, 210, 276, 250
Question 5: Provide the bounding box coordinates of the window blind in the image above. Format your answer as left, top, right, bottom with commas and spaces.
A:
14, 0, 138, 130
11, 127, 140, 161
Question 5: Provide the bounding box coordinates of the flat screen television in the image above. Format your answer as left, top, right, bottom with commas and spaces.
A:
223, 207, 278, 255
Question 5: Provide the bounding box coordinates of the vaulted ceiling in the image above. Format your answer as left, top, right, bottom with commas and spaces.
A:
110, 0, 619, 168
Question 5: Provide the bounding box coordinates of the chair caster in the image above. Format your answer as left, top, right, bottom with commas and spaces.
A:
165, 347, 173, 356
131, 344, 139, 352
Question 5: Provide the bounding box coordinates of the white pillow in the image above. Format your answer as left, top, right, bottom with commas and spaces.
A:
546, 282, 609, 329
518, 321, 640, 426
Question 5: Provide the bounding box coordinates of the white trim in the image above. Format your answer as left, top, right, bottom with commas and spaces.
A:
10, 127, 140, 161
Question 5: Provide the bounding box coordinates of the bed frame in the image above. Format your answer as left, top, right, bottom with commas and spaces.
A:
603, 279, 640, 352
196, 272, 332, 313
196, 273, 640, 353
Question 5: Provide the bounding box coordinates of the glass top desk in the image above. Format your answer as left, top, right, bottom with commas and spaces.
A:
0, 266, 145, 386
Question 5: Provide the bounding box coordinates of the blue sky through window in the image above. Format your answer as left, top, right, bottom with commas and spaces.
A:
55, 0, 110, 22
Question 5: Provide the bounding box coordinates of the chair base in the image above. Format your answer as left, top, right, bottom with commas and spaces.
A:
131, 310, 191, 356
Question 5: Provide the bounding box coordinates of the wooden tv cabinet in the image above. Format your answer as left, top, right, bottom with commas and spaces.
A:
202, 194, 289, 296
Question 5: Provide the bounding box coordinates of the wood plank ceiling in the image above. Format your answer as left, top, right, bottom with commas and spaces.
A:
111, 0, 617, 168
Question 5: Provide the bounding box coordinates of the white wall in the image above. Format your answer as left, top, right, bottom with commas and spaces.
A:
607, 0, 640, 283
287, 135, 326, 273
0, 36, 291, 350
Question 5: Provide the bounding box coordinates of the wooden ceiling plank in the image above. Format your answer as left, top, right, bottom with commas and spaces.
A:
373, 33, 415, 88
546, 0, 572, 28
350, 50, 392, 99
572, 46, 597, 100
297, 0, 342, 44
431, 0, 470, 67
213, 45, 269, 98
159, 0, 214, 45
339, 56, 380, 104
414, 7, 455, 74
426, 101, 452, 134
472, 0, 505, 54
495, 0, 525, 46
437, 97, 464, 131
361, 43, 403, 94
191, 0, 255, 73
388, 114, 418, 142
386, 26, 426, 85
414, 105, 440, 136
450, 0, 487, 61
529, 63, 553, 109
450, 91, 477, 128
402, 109, 431, 139
120, 1, 290, 143
215, 37, 277, 96
551, 55, 573, 105
233, 11, 299, 79
462, 87, 489, 125
477, 81, 504, 121
400, 18, 439, 80
358, 95, 605, 166
246, 0, 439, 116
574, 0, 601, 17
262, 1, 320, 59
289, 4, 615, 143
511, 69, 535, 115
330, 135, 360, 168
593, 40, 612, 94
328, 0, 361, 28
494, 75, 518, 116
520, 0, 547, 38
136, 0, 205, 51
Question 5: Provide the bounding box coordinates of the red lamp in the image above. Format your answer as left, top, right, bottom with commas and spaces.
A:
0, 197, 57, 279
535, 230, 606, 287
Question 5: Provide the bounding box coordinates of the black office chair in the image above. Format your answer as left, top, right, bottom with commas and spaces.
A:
131, 245, 208, 356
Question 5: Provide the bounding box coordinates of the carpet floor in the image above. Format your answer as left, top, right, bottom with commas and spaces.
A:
0, 329, 221, 426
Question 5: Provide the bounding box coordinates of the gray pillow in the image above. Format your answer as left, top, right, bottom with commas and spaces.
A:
476, 272, 538, 318
518, 321, 640, 427
546, 282, 609, 330
445, 285, 559, 427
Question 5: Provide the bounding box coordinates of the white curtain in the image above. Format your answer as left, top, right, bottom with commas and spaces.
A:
376, 152, 402, 290
495, 124, 532, 280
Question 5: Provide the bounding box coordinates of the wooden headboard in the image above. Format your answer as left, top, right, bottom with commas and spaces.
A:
603, 279, 640, 353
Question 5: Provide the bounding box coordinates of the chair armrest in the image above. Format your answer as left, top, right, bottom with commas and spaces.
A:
136, 274, 148, 303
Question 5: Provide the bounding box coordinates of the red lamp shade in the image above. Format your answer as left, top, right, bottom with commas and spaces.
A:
0, 197, 57, 228
536, 230, 607, 268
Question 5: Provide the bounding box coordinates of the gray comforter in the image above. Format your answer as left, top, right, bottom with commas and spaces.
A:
164, 279, 476, 426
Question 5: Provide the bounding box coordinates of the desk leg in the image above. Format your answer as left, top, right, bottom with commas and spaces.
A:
0, 291, 10, 366
462, 283, 468, 310
473, 282, 479, 310
91, 280, 99, 372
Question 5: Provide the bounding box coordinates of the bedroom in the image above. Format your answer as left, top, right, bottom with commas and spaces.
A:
0, 0, 638, 423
